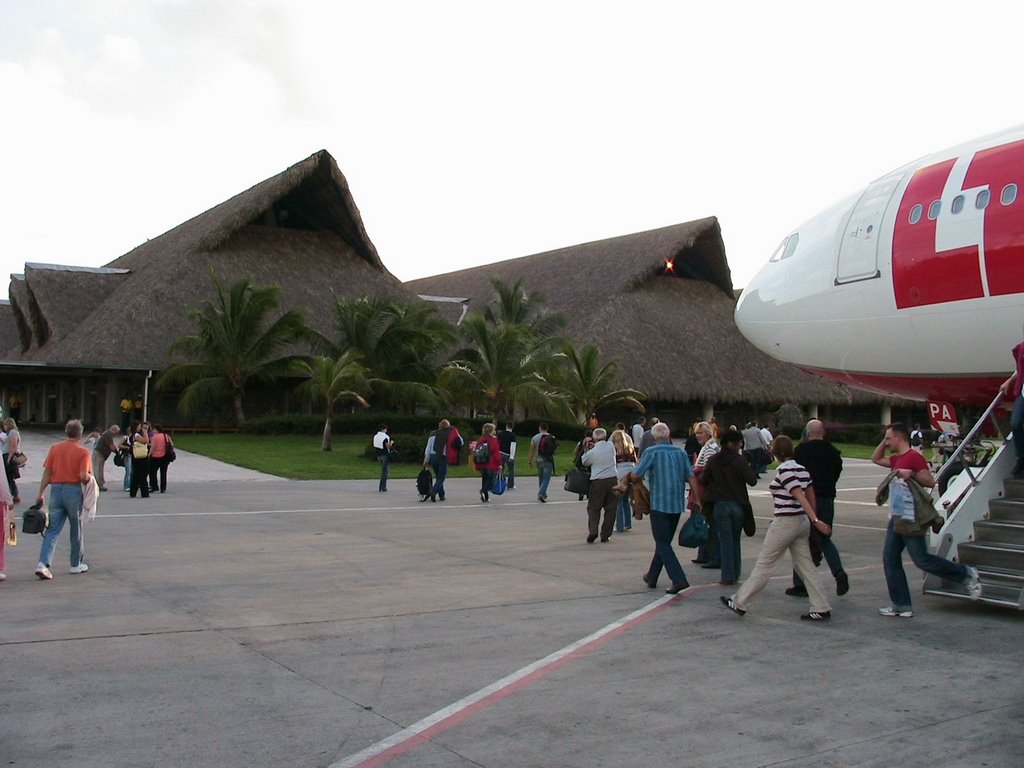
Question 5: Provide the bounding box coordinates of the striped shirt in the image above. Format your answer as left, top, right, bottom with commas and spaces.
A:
769, 459, 811, 516
631, 441, 694, 514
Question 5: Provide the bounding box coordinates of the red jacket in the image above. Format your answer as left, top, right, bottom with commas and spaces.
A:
478, 435, 503, 471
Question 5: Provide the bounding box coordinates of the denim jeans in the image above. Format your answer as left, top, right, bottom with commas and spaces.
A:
39, 483, 85, 568
616, 492, 632, 531
646, 510, 687, 585
537, 457, 553, 499
430, 456, 448, 498
1012, 394, 1024, 459
501, 453, 515, 488
793, 495, 844, 587
123, 454, 132, 491
883, 518, 970, 610
377, 452, 390, 491
714, 500, 744, 582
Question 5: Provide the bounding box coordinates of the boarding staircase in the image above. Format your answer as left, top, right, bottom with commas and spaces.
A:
921, 393, 1024, 609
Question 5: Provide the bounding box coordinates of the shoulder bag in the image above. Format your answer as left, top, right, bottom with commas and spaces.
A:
564, 468, 591, 495
678, 510, 710, 548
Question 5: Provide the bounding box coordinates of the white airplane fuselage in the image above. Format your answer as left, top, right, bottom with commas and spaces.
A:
735, 125, 1024, 407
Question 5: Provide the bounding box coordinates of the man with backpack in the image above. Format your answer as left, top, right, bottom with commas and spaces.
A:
528, 423, 558, 503
427, 419, 462, 502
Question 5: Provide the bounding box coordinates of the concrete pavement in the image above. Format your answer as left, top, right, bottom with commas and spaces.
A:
1, 431, 1021, 767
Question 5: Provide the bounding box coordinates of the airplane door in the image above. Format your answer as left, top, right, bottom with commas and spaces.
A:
835, 173, 904, 284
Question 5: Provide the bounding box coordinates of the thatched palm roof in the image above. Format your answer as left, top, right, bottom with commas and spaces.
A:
408, 218, 884, 406
3, 150, 417, 369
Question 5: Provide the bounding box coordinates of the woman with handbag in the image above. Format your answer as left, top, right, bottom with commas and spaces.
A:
700, 429, 757, 585
721, 435, 833, 621
691, 421, 720, 566
147, 424, 172, 494
475, 423, 503, 503
610, 429, 637, 532
3, 418, 22, 504
128, 422, 151, 499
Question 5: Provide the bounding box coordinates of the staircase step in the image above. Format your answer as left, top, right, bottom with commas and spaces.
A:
1003, 477, 1024, 499
974, 519, 1024, 546
958, 541, 1024, 571
987, 498, 1024, 522
922, 585, 1022, 608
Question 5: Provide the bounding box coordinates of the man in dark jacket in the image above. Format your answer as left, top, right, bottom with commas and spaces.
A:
789, 419, 848, 597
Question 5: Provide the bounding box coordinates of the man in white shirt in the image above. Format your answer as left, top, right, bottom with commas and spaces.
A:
630, 418, 645, 452
372, 425, 391, 492
581, 428, 619, 543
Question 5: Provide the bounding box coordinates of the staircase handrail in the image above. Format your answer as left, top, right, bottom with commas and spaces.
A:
933, 390, 1007, 494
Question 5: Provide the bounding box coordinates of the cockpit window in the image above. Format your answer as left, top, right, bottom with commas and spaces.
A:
770, 233, 799, 262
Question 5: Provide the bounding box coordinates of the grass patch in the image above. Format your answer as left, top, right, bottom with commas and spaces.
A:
172, 433, 531, 481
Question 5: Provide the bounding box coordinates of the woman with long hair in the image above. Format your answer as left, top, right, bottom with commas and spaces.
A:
610, 429, 637, 532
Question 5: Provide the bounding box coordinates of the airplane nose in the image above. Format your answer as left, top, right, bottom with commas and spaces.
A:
735, 194, 859, 362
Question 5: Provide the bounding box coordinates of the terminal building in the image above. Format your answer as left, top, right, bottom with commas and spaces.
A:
0, 150, 905, 430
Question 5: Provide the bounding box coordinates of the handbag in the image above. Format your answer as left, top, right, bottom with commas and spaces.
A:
742, 502, 756, 537
166, 443, 177, 462
22, 502, 47, 535
678, 511, 710, 548
491, 472, 507, 495
113, 451, 125, 467
564, 468, 591, 495
11, 451, 27, 468
131, 440, 149, 460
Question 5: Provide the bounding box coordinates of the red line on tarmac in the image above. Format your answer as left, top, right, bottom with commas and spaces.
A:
330, 586, 712, 768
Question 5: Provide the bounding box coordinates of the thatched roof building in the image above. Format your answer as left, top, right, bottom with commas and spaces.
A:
1, 150, 419, 425
407, 218, 889, 413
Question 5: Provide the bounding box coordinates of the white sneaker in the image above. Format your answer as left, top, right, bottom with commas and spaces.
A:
70, 563, 89, 575
0, 572, 6, 581
878, 606, 913, 618
35, 564, 53, 580
965, 566, 982, 600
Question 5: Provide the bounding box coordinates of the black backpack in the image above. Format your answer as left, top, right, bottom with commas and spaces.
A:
538, 433, 558, 459
22, 502, 48, 534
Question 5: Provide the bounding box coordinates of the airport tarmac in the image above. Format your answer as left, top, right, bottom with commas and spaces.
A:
1, 430, 1021, 768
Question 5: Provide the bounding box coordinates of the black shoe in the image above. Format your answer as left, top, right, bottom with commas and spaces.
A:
692, 558, 709, 564
720, 595, 745, 616
800, 610, 832, 622
600, 536, 610, 543
419, 496, 428, 503
785, 586, 809, 597
586, 534, 598, 543
700, 562, 721, 569
430, 494, 436, 502
438, 494, 445, 501
836, 571, 850, 596
642, 573, 657, 589
538, 496, 546, 503
666, 580, 690, 594
480, 491, 487, 502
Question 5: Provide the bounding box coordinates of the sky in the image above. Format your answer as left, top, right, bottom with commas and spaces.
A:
2, 0, 1022, 302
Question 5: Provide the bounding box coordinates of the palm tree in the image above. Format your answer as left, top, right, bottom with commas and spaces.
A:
482, 277, 566, 344
439, 313, 572, 422
293, 351, 370, 450
555, 342, 646, 423
317, 297, 456, 410
157, 272, 306, 424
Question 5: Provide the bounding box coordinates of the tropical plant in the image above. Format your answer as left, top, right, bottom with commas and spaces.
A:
293, 351, 370, 450
554, 342, 646, 422
482, 277, 566, 344
316, 296, 457, 410
439, 313, 573, 422
157, 272, 307, 424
